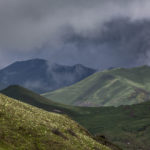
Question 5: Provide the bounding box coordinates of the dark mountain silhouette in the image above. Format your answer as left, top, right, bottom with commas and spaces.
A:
0, 59, 96, 93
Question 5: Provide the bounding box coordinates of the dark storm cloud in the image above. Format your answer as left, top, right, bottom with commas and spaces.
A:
57, 18, 150, 69
1, 0, 150, 69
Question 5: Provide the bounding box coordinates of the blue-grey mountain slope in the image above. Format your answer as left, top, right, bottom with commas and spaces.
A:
0, 59, 96, 93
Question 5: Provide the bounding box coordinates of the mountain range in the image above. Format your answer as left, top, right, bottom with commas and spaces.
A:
1, 60, 150, 149
43, 65, 150, 107
0, 59, 96, 93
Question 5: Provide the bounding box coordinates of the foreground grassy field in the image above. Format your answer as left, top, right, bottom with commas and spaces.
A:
0, 94, 111, 150
2, 85, 150, 150
43, 66, 150, 107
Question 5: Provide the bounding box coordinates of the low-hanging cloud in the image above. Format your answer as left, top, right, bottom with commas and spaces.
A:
1, 0, 150, 69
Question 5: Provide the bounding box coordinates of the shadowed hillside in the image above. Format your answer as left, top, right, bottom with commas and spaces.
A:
43, 65, 150, 107
0, 59, 96, 93
0, 85, 80, 116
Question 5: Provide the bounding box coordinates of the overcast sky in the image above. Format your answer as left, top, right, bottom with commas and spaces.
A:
1, 0, 150, 69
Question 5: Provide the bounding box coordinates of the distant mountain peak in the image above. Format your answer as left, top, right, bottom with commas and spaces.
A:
0, 59, 96, 93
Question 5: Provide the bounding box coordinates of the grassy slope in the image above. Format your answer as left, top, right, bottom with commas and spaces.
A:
43, 65, 150, 106
0, 85, 79, 115
1, 85, 121, 150
0, 93, 111, 150
1, 85, 150, 150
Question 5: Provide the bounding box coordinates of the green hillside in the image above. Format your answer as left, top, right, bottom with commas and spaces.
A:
43, 65, 150, 106
70, 101, 150, 150
1, 85, 56, 105
0, 93, 111, 150
2, 85, 150, 150
0, 85, 121, 150
0, 85, 79, 115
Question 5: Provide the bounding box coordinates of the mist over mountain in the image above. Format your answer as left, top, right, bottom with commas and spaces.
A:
59, 18, 150, 69
2, 1, 150, 69
0, 59, 96, 93
2, 18, 150, 70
